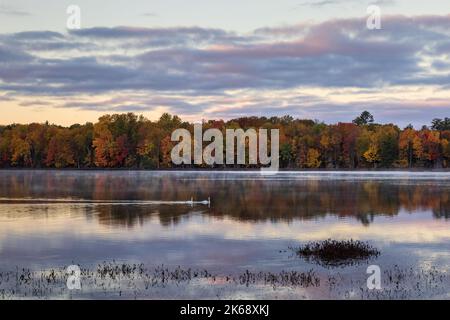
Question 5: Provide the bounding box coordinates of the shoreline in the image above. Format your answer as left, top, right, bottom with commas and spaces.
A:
0, 168, 450, 172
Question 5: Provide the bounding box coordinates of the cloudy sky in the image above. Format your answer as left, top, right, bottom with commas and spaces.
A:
0, 0, 449, 127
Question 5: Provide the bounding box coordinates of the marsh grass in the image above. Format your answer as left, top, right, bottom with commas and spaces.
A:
1, 261, 448, 299
291, 239, 380, 267
0, 262, 320, 299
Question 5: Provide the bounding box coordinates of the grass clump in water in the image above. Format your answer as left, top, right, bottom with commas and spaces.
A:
291, 239, 380, 267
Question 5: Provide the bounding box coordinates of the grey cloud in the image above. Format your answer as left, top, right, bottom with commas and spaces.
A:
9, 31, 64, 40
0, 45, 33, 63
0, 95, 14, 102
0, 14, 450, 122
55, 96, 206, 115
370, 0, 396, 5
297, 0, 396, 7
207, 99, 450, 128
142, 13, 158, 17
114, 105, 152, 112
297, 0, 341, 7
68, 26, 248, 47
1, 31, 96, 52
0, 5, 30, 16
55, 102, 153, 112
18, 100, 53, 107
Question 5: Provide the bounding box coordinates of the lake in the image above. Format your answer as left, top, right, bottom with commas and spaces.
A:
0, 170, 449, 299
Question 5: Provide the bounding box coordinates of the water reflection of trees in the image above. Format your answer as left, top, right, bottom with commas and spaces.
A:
95, 205, 194, 227
0, 172, 449, 226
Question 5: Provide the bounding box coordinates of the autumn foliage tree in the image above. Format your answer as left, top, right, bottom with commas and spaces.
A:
45, 129, 75, 168
0, 111, 449, 169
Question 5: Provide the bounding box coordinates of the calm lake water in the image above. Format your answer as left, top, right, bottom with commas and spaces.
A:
0, 170, 449, 299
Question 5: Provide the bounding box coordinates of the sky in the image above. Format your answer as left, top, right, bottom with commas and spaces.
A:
0, 0, 450, 127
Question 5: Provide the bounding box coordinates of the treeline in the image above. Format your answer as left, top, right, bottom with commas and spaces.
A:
0, 112, 449, 169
